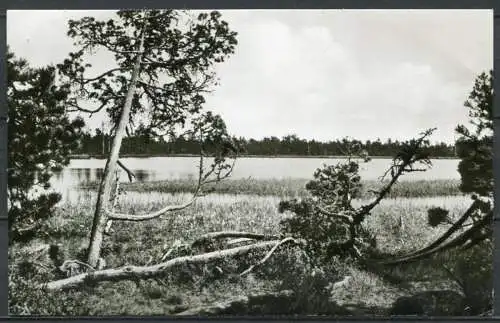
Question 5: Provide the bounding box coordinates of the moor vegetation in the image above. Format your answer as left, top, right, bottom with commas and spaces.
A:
79, 178, 463, 200
7, 9, 493, 317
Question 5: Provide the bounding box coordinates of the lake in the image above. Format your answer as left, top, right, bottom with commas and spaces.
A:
52, 156, 460, 193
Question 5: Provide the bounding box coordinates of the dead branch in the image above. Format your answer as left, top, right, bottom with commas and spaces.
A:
226, 238, 256, 247
160, 247, 180, 262
117, 160, 136, 182
104, 142, 236, 222
159, 239, 189, 262
105, 190, 200, 221
353, 129, 436, 224
354, 165, 404, 223
239, 237, 300, 276
41, 240, 282, 291
192, 231, 279, 245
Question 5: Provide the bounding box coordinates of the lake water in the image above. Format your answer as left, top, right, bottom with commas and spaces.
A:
52, 157, 460, 193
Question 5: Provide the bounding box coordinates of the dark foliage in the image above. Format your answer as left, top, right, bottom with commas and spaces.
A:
7, 49, 85, 244
427, 207, 452, 227
72, 131, 456, 158
57, 10, 238, 142
455, 70, 493, 197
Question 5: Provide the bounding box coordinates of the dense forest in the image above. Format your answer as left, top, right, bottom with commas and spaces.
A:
72, 127, 456, 158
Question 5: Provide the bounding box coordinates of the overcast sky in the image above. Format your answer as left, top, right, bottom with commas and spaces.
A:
7, 9, 493, 144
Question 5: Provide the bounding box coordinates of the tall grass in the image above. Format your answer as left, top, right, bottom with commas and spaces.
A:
10, 187, 487, 316
79, 178, 462, 199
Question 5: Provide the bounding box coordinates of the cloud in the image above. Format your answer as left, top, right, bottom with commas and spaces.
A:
7, 9, 493, 143
7, 10, 115, 67
206, 16, 360, 140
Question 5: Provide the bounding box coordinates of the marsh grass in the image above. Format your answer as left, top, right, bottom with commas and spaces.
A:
79, 178, 461, 199
359, 196, 472, 255
9, 180, 490, 316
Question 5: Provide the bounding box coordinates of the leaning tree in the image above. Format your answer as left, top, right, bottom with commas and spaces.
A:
40, 9, 300, 292
380, 71, 494, 265
278, 70, 493, 268
56, 9, 239, 269
7, 48, 85, 244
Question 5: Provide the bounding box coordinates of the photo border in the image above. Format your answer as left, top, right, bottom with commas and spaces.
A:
0, 0, 498, 321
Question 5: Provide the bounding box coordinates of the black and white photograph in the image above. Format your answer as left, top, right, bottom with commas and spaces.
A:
6, 9, 494, 316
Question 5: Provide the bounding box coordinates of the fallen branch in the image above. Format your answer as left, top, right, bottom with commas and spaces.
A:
192, 231, 279, 246
240, 237, 299, 276
160, 239, 186, 262
162, 232, 279, 263
41, 240, 282, 291
226, 238, 256, 246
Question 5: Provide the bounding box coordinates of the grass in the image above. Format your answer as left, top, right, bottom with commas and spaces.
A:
9, 178, 491, 316
79, 178, 462, 199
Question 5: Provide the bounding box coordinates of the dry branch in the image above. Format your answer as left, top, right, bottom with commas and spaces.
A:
353, 129, 436, 224
105, 193, 199, 221
192, 231, 279, 245
117, 160, 136, 182
239, 237, 300, 276
104, 151, 236, 222
41, 240, 282, 291
155, 232, 275, 262
226, 238, 257, 246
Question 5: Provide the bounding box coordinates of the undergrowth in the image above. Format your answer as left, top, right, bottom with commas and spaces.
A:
9, 189, 490, 316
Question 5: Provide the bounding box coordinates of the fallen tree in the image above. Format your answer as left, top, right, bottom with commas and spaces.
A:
40, 238, 301, 291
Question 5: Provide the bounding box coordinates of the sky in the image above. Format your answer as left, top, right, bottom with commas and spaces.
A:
7, 9, 493, 144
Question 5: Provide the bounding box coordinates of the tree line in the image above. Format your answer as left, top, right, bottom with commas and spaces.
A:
75, 129, 456, 158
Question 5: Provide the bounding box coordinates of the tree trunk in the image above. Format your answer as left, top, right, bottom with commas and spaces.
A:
43, 240, 280, 291
86, 32, 145, 268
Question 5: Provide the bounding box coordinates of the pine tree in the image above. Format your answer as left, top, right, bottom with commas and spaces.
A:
7, 49, 85, 243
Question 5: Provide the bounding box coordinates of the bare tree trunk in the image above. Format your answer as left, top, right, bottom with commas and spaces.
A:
86, 30, 145, 268
43, 240, 281, 291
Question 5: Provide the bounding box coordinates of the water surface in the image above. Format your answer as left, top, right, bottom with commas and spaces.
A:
52, 156, 460, 193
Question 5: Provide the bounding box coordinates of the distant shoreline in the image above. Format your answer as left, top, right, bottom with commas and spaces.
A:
69, 154, 458, 160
